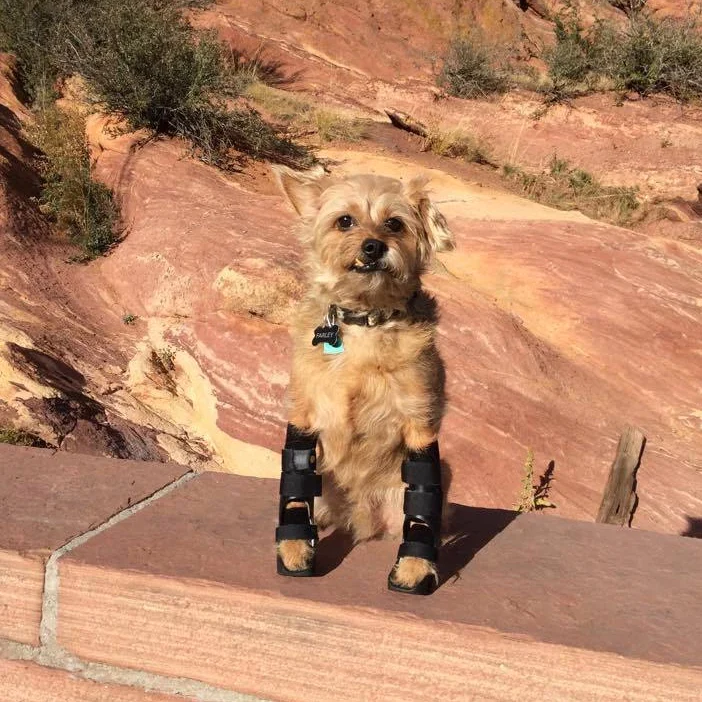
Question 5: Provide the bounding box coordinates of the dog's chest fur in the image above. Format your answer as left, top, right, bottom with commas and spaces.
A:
289, 302, 440, 489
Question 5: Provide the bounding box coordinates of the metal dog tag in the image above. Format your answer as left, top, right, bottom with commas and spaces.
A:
312, 324, 339, 347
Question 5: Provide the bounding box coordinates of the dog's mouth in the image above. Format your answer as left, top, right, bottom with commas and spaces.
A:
349, 256, 387, 274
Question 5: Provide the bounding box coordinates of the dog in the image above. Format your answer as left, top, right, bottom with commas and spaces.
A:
273, 165, 453, 594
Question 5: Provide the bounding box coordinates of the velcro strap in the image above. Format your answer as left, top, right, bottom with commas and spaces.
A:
279, 472, 322, 498
398, 541, 437, 562
275, 523, 318, 542
402, 459, 441, 486
282, 447, 316, 472
404, 489, 442, 517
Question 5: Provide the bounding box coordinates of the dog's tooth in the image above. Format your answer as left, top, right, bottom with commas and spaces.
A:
354, 258, 364, 267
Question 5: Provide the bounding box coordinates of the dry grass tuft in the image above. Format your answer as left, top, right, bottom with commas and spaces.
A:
503, 156, 640, 226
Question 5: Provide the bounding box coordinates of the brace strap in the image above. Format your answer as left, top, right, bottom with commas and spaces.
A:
282, 447, 316, 472
398, 522, 438, 561
401, 458, 441, 486
276, 523, 318, 542
398, 541, 437, 561
403, 489, 442, 517
280, 471, 322, 498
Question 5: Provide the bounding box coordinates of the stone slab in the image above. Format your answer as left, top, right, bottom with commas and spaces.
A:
57, 472, 702, 699
0, 659, 192, 702
0, 550, 44, 645
0, 445, 188, 644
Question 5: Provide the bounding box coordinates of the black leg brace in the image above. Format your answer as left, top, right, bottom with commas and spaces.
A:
275, 424, 321, 553
389, 441, 443, 593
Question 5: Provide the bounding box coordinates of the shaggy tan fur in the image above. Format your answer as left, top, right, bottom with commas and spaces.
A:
275, 166, 454, 590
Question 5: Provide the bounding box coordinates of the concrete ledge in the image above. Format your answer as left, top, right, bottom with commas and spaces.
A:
0, 446, 188, 645
0, 550, 44, 644
0, 658, 191, 702
0, 445, 701, 700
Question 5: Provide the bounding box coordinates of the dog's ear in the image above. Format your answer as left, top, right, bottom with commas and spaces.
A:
273, 165, 329, 220
405, 175, 455, 260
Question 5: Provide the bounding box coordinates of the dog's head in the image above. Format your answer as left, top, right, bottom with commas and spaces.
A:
274, 166, 454, 304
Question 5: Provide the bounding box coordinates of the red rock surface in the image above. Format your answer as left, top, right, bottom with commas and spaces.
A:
55, 470, 702, 700
207, 1, 702, 198
0, 445, 186, 644
1, 0, 702, 538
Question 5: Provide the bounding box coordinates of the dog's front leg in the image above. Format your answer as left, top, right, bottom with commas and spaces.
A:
388, 441, 443, 595
276, 423, 321, 576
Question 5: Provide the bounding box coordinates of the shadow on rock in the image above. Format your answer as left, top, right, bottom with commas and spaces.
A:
438, 503, 518, 587
682, 517, 702, 538
315, 528, 356, 576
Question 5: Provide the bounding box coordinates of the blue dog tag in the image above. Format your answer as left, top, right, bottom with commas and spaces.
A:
323, 340, 344, 355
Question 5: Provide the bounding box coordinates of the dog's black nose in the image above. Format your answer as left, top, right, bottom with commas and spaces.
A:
361, 238, 387, 261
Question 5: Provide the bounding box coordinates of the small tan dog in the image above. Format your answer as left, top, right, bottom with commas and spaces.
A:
273, 165, 453, 594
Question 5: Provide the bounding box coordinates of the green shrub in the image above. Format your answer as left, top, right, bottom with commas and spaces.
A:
613, 15, 702, 100
0, 0, 68, 102
543, 11, 702, 101
545, 15, 617, 98
0, 427, 47, 447
27, 105, 119, 258
504, 156, 640, 225
438, 36, 510, 99
0, 0, 313, 168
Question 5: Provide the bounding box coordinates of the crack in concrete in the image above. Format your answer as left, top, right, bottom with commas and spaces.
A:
3, 468, 267, 701
38, 469, 197, 653
0, 636, 266, 701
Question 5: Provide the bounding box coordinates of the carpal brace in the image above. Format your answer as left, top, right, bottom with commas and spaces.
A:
398, 441, 443, 563
275, 424, 321, 544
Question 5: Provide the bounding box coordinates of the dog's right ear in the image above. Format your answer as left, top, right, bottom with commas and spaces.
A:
273, 165, 329, 221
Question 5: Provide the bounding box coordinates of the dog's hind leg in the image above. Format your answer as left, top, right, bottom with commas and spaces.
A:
388, 441, 443, 595
276, 423, 322, 576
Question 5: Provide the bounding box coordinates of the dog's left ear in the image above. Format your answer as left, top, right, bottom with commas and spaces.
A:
405, 175, 455, 261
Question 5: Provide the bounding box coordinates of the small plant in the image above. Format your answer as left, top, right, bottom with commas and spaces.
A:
514, 449, 556, 512
246, 83, 368, 144
503, 155, 640, 225
122, 313, 138, 325
660, 134, 672, 148
0, 427, 46, 447
313, 110, 367, 143
27, 104, 119, 258
437, 35, 510, 99
422, 128, 495, 166
155, 346, 176, 371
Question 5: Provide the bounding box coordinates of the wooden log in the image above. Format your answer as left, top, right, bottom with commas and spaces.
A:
384, 109, 428, 138
596, 426, 646, 526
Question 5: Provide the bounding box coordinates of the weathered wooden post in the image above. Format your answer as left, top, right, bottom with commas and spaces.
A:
596, 426, 646, 526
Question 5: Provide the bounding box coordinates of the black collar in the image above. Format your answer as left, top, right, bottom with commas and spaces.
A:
338, 306, 404, 327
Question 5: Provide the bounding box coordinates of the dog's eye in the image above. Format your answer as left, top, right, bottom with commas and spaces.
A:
336, 214, 355, 231
384, 217, 404, 233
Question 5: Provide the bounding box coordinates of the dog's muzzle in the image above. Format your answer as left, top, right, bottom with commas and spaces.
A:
351, 238, 388, 273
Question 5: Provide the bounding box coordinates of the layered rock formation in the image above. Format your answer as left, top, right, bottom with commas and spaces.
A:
1, 0, 701, 536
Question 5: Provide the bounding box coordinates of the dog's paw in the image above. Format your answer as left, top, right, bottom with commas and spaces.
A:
389, 556, 438, 590
277, 539, 315, 572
